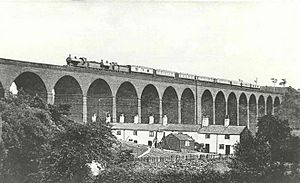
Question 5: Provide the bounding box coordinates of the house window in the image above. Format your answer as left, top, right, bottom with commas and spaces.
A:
116, 131, 121, 135
133, 130, 137, 135
205, 134, 210, 139
149, 131, 154, 137
225, 135, 230, 139
219, 144, 224, 149
185, 141, 190, 146
134, 140, 138, 144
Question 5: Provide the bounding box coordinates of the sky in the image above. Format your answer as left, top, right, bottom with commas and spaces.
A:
0, 0, 300, 89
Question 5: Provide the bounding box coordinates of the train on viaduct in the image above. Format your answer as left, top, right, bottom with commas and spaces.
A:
0, 57, 282, 133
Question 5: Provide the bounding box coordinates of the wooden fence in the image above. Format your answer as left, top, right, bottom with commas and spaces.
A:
137, 154, 233, 163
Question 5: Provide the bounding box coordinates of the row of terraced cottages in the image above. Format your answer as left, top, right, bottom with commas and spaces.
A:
111, 118, 250, 155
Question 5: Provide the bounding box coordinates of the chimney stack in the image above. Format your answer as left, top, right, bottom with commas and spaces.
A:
224, 115, 230, 126
202, 117, 209, 127
163, 115, 168, 126
134, 114, 139, 124
119, 114, 125, 123
149, 115, 154, 124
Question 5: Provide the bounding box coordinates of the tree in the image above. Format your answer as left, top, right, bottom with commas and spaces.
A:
1, 92, 118, 183
230, 115, 300, 183
0, 92, 56, 183
256, 115, 291, 163
229, 133, 272, 182
275, 87, 300, 129
41, 118, 117, 183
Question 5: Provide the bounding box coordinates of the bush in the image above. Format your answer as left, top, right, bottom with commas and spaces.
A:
95, 161, 232, 183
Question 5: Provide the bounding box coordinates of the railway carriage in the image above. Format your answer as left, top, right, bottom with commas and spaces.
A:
231, 80, 241, 86
217, 78, 231, 85
196, 76, 215, 83
155, 69, 176, 78
178, 73, 196, 80
242, 82, 251, 88
130, 65, 154, 75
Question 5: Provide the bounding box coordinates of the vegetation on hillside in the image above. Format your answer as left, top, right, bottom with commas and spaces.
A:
276, 87, 300, 129
0, 92, 299, 183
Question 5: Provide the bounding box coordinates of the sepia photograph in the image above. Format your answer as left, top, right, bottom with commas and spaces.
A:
0, 0, 299, 182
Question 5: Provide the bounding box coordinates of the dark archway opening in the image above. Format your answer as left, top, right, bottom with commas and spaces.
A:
201, 90, 213, 125
274, 97, 280, 114
87, 79, 112, 122
258, 96, 265, 117
13, 72, 47, 101
239, 93, 248, 126
162, 87, 178, 124
227, 93, 237, 125
0, 81, 4, 98
249, 95, 257, 133
266, 96, 273, 115
116, 82, 138, 123
215, 91, 226, 125
141, 85, 160, 124
181, 88, 195, 124
54, 75, 83, 122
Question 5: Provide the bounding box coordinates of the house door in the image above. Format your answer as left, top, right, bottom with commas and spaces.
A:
225, 145, 230, 155
205, 144, 210, 153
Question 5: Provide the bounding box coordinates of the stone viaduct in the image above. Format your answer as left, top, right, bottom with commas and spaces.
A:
0, 58, 282, 133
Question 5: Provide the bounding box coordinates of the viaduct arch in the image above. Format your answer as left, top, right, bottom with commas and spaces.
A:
215, 91, 226, 125
266, 96, 273, 115
249, 94, 257, 133
201, 90, 214, 125
239, 93, 248, 126
116, 82, 138, 123
227, 92, 237, 125
54, 75, 83, 122
87, 79, 113, 122
0, 81, 4, 98
274, 96, 280, 114
162, 86, 178, 124
181, 88, 195, 125
141, 84, 160, 124
258, 95, 266, 117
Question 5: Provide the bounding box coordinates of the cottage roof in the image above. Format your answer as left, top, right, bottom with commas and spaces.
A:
198, 125, 246, 135
111, 123, 162, 131
170, 133, 194, 141
111, 123, 201, 132
163, 124, 201, 132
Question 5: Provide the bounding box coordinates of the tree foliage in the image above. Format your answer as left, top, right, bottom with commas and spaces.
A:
0, 92, 117, 183
276, 87, 300, 129
96, 164, 232, 183
0, 92, 55, 182
256, 115, 292, 162
41, 119, 116, 183
115, 149, 134, 164
230, 115, 300, 183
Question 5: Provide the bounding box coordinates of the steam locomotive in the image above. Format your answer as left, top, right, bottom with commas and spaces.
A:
66, 55, 260, 89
